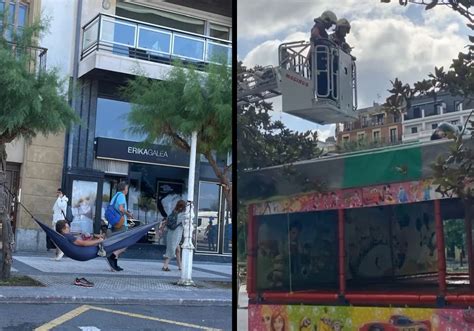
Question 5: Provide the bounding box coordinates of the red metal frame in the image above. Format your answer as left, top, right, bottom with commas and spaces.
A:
247, 197, 474, 307
247, 204, 256, 299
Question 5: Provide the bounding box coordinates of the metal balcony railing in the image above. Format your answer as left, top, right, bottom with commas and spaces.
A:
5, 41, 47, 74
81, 13, 231, 68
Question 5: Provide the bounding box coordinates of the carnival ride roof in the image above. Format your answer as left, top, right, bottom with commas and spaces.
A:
241, 139, 474, 202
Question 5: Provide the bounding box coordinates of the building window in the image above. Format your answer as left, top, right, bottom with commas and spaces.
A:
95, 97, 147, 142
413, 107, 422, 119
209, 23, 230, 40
0, 1, 28, 41
116, 2, 206, 35
451, 120, 459, 125
357, 132, 365, 141
411, 127, 418, 134
455, 101, 463, 112
342, 135, 349, 142
431, 123, 438, 130
390, 128, 397, 143
373, 130, 380, 142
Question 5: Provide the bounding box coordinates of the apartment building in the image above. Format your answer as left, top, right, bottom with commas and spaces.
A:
402, 93, 472, 142
12, 0, 232, 256
336, 103, 403, 150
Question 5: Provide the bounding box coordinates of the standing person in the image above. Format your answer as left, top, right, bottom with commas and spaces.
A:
329, 18, 352, 54
51, 188, 68, 261
161, 200, 187, 271
310, 10, 338, 42
106, 182, 133, 272
205, 218, 216, 251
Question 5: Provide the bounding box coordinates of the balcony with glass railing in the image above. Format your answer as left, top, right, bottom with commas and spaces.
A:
80, 13, 231, 75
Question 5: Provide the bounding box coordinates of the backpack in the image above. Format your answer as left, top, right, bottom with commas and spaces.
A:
166, 211, 181, 230
104, 192, 123, 227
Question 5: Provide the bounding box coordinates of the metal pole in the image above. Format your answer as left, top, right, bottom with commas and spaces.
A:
178, 131, 197, 286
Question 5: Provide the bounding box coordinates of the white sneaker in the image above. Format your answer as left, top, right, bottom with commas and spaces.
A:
55, 252, 64, 261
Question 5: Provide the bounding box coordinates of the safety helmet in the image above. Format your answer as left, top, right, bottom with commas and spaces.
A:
337, 18, 351, 30
319, 10, 337, 25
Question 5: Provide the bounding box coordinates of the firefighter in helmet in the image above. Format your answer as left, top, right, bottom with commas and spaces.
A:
330, 18, 352, 54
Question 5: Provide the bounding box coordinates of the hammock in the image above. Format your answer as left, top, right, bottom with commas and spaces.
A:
36, 219, 158, 262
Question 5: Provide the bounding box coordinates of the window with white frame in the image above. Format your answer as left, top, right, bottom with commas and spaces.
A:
372, 130, 380, 142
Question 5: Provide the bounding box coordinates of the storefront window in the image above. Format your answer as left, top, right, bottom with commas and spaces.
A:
95, 97, 146, 142
196, 181, 221, 253
70, 180, 98, 234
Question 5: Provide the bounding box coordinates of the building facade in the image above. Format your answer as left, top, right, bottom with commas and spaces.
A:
402, 93, 472, 142
336, 103, 402, 151
11, 0, 232, 257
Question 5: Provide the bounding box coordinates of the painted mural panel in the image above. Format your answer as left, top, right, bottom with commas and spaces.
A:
253, 179, 445, 216
248, 304, 474, 330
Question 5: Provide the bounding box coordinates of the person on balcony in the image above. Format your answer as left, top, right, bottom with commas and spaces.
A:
330, 18, 352, 54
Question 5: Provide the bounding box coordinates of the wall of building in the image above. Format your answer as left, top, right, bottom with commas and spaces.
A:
16, 133, 65, 251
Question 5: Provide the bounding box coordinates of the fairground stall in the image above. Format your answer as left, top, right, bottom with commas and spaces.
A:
242, 139, 474, 331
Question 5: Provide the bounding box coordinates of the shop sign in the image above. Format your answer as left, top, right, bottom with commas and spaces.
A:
95, 137, 189, 167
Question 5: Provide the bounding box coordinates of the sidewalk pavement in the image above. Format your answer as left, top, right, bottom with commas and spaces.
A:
238, 285, 248, 331
0, 252, 231, 306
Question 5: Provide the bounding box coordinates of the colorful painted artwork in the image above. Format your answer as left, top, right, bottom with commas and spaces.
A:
345, 201, 437, 279
253, 179, 446, 216
248, 304, 474, 330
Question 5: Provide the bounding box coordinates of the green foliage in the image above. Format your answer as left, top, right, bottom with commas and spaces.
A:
382, 1, 474, 202
122, 59, 232, 208
237, 62, 321, 171
123, 60, 231, 155
444, 219, 465, 254
0, 19, 78, 145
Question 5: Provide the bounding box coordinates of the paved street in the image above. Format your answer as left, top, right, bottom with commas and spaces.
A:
0, 253, 232, 329
0, 303, 231, 330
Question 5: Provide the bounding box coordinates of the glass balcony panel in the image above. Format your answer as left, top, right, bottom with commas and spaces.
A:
137, 26, 171, 54
101, 18, 136, 47
172, 34, 204, 61
207, 41, 231, 64
83, 19, 99, 51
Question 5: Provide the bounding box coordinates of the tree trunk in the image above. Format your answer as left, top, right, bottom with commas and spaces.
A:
203, 152, 232, 211
0, 144, 12, 280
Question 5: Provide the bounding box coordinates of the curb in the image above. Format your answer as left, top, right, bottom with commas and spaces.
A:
0, 295, 232, 306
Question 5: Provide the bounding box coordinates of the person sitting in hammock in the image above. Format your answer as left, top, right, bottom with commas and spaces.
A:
55, 220, 106, 287
56, 220, 105, 247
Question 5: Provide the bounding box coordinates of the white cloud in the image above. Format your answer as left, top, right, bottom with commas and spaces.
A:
242, 14, 466, 110
237, 0, 405, 40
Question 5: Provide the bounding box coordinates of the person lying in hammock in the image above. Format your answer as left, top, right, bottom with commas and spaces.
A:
55, 220, 106, 287
55, 220, 106, 250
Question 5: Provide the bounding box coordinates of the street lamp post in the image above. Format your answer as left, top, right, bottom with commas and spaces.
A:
178, 131, 197, 286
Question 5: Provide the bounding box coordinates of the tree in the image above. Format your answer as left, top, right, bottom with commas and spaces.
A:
237, 61, 322, 262
381, 0, 474, 283
0, 19, 78, 279
123, 60, 232, 210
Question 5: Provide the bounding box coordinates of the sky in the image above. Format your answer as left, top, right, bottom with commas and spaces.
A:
237, 0, 470, 141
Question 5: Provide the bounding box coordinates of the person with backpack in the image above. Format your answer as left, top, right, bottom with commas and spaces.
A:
104, 182, 133, 271
51, 188, 68, 261
160, 199, 187, 271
